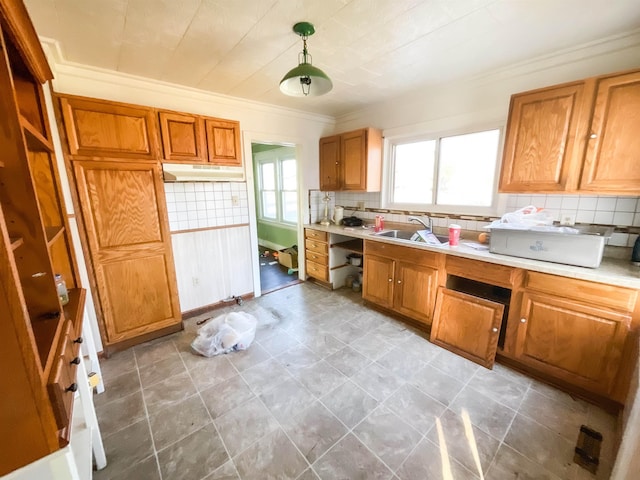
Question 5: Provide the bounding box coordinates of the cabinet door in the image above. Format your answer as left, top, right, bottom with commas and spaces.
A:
515, 291, 629, 395
430, 287, 504, 368
319, 135, 341, 191
341, 129, 367, 191
499, 82, 589, 192
158, 112, 206, 163
362, 254, 394, 309
73, 160, 181, 344
580, 70, 640, 193
204, 118, 241, 166
59, 96, 158, 160
394, 261, 438, 326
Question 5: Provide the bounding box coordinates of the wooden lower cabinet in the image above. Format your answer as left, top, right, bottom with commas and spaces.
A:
430, 287, 504, 368
73, 160, 181, 345
363, 241, 440, 326
512, 290, 630, 396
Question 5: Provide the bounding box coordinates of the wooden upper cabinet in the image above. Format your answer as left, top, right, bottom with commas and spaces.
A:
73, 160, 181, 344
499, 82, 589, 192
579, 70, 640, 193
205, 118, 242, 166
319, 128, 382, 191
319, 135, 341, 191
59, 96, 159, 160
500, 67, 640, 195
158, 111, 206, 163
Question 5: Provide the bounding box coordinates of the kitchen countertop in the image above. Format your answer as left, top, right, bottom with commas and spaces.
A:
305, 223, 640, 290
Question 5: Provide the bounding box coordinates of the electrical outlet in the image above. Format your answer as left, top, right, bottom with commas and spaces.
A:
560, 214, 576, 226
357, 201, 365, 211
231, 195, 239, 206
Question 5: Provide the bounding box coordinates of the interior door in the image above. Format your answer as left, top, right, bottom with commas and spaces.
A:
73, 160, 181, 344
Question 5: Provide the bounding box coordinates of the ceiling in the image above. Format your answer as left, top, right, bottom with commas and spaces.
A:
23, 0, 640, 117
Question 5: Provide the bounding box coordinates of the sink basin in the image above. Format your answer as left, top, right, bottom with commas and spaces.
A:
375, 229, 416, 240
374, 230, 449, 245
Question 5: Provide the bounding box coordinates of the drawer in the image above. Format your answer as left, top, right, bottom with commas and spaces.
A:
305, 250, 328, 266
364, 240, 441, 267
305, 229, 328, 242
446, 256, 514, 288
306, 259, 329, 282
305, 238, 328, 255
48, 321, 81, 430
526, 271, 637, 311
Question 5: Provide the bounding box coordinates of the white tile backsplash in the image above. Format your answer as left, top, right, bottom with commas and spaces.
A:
321, 191, 640, 234
165, 182, 249, 232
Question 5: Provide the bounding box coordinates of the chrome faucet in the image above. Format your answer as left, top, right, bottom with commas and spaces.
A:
408, 215, 432, 232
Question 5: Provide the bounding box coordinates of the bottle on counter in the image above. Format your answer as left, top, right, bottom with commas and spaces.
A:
55, 273, 69, 306
632, 236, 640, 266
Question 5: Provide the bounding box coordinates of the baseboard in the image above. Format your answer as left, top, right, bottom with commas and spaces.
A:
181, 293, 255, 319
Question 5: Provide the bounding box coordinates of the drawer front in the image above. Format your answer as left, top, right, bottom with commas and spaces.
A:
305, 250, 328, 266
364, 240, 440, 267
306, 259, 329, 281
305, 238, 328, 255
446, 256, 514, 288
305, 229, 328, 242
526, 271, 637, 311
48, 323, 80, 431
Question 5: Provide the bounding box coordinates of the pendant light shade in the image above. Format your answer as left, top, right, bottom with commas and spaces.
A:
280, 22, 332, 97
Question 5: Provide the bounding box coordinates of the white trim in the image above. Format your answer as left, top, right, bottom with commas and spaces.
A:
39, 37, 334, 125
382, 125, 505, 217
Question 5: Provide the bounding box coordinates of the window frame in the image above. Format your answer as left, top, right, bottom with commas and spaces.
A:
382, 124, 506, 216
255, 148, 298, 226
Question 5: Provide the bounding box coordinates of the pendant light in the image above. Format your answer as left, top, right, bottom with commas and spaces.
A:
280, 22, 332, 97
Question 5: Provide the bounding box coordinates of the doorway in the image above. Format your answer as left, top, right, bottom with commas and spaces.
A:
251, 142, 301, 294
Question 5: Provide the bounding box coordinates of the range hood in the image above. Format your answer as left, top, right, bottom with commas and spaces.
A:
162, 163, 245, 182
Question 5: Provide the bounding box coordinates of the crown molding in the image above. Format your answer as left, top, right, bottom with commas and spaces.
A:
39, 37, 335, 126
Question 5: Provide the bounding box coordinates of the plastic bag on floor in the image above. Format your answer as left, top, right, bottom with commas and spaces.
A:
191, 312, 257, 357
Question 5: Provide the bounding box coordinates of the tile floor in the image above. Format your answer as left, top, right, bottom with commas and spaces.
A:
93, 282, 619, 480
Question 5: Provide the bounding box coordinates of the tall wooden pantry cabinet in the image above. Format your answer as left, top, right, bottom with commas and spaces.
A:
0, 1, 89, 475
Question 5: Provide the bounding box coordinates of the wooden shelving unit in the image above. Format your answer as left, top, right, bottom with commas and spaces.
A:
331, 238, 363, 254
21, 114, 54, 152
10, 236, 24, 250
0, 1, 86, 475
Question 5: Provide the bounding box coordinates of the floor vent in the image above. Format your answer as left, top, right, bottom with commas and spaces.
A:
574, 425, 602, 474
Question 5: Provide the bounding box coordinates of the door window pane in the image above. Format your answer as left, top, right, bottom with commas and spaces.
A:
261, 163, 275, 190
281, 159, 297, 190
262, 192, 277, 218
282, 191, 297, 222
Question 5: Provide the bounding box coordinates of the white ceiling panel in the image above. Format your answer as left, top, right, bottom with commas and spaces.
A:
22, 0, 640, 116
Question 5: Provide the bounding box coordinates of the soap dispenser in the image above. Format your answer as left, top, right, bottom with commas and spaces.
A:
632, 236, 640, 266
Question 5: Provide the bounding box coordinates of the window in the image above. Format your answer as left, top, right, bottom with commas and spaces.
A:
256, 149, 298, 224
386, 128, 502, 214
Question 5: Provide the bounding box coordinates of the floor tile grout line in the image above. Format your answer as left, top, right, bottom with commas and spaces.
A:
133, 345, 164, 480
179, 346, 243, 480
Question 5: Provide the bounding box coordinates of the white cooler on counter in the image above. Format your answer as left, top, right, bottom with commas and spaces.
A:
488, 226, 613, 268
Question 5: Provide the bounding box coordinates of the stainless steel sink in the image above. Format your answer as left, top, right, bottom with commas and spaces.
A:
375, 230, 416, 240
374, 230, 449, 245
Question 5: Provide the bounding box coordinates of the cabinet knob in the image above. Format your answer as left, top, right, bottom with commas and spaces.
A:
397, 280, 402, 284
65, 383, 78, 393
589, 133, 597, 139
520, 318, 526, 323
492, 327, 499, 333
388, 278, 393, 282
70, 357, 81, 365
73, 337, 83, 344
